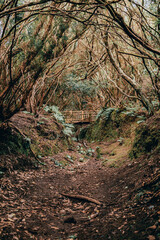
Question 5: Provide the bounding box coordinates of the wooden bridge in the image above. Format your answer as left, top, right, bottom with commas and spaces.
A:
62, 110, 99, 124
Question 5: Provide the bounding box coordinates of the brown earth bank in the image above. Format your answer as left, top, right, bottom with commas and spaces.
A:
0, 112, 160, 240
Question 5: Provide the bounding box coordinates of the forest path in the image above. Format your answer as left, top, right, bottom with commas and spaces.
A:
1, 140, 159, 240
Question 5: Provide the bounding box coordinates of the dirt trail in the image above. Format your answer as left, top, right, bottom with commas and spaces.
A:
0, 141, 160, 239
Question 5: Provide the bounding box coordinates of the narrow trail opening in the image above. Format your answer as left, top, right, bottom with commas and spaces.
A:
0, 113, 159, 240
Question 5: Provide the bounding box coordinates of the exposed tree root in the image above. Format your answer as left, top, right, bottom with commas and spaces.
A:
61, 193, 102, 205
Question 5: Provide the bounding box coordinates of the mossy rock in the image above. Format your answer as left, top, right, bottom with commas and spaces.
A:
129, 114, 160, 159
80, 109, 137, 142
0, 125, 31, 155
36, 124, 58, 139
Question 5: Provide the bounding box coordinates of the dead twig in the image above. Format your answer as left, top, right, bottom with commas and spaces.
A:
64, 157, 74, 164
8, 122, 26, 138
61, 193, 102, 205
82, 141, 88, 148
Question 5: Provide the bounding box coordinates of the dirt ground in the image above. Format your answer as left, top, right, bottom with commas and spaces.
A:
0, 112, 160, 240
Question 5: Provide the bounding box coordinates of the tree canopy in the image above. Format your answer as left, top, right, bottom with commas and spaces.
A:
0, 0, 159, 120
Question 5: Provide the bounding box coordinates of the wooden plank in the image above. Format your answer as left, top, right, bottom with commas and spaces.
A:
62, 110, 99, 124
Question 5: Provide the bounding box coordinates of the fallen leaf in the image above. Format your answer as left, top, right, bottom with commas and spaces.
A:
8, 213, 16, 219
50, 226, 59, 230
148, 225, 156, 230
148, 235, 156, 240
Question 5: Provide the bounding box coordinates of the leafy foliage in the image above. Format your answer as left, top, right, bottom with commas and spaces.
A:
121, 107, 138, 117
44, 105, 65, 123
44, 105, 75, 136
63, 123, 75, 137
96, 108, 115, 120
63, 77, 98, 97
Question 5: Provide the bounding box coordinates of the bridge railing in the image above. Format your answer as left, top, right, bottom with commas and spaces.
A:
62, 110, 99, 123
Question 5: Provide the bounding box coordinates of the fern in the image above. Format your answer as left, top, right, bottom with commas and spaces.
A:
96, 108, 115, 120
121, 106, 139, 117
63, 123, 75, 136
44, 105, 65, 123
137, 115, 146, 124
121, 111, 135, 117
152, 100, 159, 109
137, 120, 145, 124
44, 105, 75, 136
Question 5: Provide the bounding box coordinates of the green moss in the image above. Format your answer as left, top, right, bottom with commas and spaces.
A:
80, 109, 137, 142
0, 126, 30, 155
109, 163, 117, 168
41, 145, 52, 156
129, 121, 160, 159
85, 116, 118, 141
31, 141, 59, 157
109, 151, 116, 156
31, 144, 41, 156
96, 147, 101, 159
